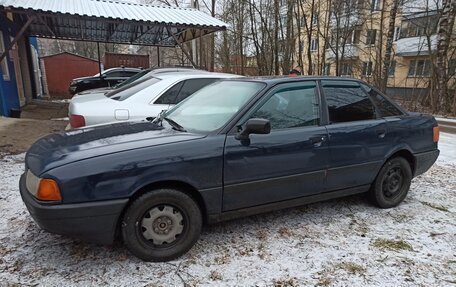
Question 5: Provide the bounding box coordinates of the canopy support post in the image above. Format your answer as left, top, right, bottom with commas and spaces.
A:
166, 27, 197, 68
199, 29, 203, 69
97, 42, 102, 79
0, 15, 35, 63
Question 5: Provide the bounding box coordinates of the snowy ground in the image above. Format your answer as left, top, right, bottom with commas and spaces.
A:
0, 135, 455, 286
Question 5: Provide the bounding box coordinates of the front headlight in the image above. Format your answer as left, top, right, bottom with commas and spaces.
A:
26, 169, 40, 197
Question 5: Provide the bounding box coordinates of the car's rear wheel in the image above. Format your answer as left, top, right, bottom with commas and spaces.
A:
121, 189, 202, 262
369, 157, 412, 208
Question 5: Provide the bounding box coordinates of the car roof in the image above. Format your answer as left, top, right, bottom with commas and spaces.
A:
103, 67, 142, 73
150, 67, 209, 74
154, 72, 242, 80
220, 75, 367, 85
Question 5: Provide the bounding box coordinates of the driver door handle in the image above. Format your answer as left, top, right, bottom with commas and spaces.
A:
309, 136, 326, 147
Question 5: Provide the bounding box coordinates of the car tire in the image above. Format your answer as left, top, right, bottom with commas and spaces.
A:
121, 189, 202, 262
369, 157, 412, 208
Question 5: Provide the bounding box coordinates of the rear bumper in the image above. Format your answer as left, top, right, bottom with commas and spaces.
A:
414, 149, 440, 177
20, 174, 128, 244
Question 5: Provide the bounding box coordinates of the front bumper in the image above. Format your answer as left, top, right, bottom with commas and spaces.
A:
19, 174, 129, 244
414, 149, 440, 177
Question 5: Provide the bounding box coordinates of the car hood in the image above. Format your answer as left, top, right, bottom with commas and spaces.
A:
26, 121, 205, 175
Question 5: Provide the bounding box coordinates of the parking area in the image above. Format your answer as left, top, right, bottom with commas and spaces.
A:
0, 117, 454, 286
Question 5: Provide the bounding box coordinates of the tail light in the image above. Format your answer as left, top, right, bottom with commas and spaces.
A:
70, 114, 85, 128
433, 126, 440, 143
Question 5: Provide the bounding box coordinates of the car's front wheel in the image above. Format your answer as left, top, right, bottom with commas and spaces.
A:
121, 188, 202, 262
369, 157, 412, 208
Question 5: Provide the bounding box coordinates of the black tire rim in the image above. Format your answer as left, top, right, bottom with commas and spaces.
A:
138, 204, 187, 249
382, 166, 404, 199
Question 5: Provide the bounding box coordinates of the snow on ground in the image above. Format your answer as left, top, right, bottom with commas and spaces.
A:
0, 135, 455, 286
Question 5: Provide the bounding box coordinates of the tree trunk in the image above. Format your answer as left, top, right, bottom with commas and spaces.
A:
380, 0, 400, 92
435, 0, 456, 114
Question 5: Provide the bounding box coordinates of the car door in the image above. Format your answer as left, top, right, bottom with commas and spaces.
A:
321, 80, 389, 191
223, 81, 329, 211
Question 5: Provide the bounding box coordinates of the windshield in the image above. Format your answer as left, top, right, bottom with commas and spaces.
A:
164, 81, 265, 133
114, 69, 150, 88
107, 76, 161, 101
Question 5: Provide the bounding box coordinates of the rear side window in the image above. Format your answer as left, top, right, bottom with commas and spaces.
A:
177, 78, 218, 103
105, 71, 124, 77
322, 80, 376, 123
361, 84, 404, 117
108, 77, 161, 101
123, 71, 139, 77
154, 82, 184, 105
251, 81, 319, 129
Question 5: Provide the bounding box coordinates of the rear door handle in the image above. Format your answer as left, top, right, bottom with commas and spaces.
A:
309, 136, 326, 147
376, 129, 386, 139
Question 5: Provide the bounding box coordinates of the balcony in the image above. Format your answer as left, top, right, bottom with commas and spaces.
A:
395, 35, 437, 56
326, 44, 359, 60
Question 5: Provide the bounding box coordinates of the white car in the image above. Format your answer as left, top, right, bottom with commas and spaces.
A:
68, 72, 240, 128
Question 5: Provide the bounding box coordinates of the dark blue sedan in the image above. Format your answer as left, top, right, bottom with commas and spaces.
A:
20, 77, 439, 261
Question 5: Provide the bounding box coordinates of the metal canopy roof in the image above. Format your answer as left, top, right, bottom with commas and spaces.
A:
0, 0, 228, 47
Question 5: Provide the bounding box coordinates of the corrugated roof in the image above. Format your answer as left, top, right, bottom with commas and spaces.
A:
0, 0, 227, 46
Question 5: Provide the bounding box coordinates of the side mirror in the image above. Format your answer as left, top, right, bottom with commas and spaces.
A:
235, 118, 271, 140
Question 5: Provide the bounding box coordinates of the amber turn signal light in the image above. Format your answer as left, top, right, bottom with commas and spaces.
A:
37, 179, 62, 201
433, 126, 440, 143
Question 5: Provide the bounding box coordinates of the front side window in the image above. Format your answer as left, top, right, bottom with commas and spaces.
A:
250, 82, 319, 130
361, 84, 403, 117
322, 80, 376, 123
165, 81, 265, 133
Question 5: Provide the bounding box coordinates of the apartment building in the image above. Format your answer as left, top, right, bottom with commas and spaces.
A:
293, 0, 455, 98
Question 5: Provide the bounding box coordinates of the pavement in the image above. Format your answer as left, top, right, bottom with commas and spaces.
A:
0, 117, 67, 154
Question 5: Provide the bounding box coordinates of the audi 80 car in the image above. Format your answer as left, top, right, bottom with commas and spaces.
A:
20, 77, 439, 262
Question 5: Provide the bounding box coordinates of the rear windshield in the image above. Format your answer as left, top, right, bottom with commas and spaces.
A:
114, 69, 151, 88
108, 76, 161, 101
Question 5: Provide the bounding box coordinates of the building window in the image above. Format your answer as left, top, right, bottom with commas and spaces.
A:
346, 29, 361, 45
388, 60, 396, 76
362, 61, 373, 76
393, 27, 401, 41
312, 12, 319, 25
310, 38, 318, 51
366, 30, 377, 46
0, 33, 10, 81
371, 0, 381, 11
323, 63, 331, 75
449, 59, 456, 76
339, 63, 353, 76
408, 59, 431, 77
